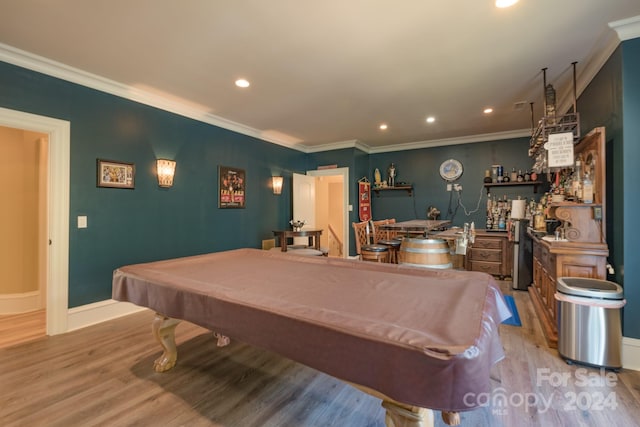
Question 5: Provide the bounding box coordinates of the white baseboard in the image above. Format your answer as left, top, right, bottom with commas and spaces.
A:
0, 291, 43, 314
623, 336, 640, 371
67, 299, 147, 332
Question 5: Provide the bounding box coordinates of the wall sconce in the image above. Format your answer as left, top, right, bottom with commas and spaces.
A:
272, 176, 283, 195
157, 159, 176, 188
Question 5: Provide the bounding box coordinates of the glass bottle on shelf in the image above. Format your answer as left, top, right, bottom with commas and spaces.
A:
517, 170, 524, 182
572, 157, 583, 202
564, 168, 574, 197
534, 203, 546, 231
511, 167, 518, 182
582, 170, 594, 204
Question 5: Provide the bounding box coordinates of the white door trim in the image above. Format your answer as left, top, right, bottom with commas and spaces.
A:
0, 107, 70, 335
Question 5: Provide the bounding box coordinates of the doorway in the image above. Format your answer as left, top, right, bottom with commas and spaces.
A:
0, 126, 48, 315
0, 107, 70, 336
293, 167, 349, 258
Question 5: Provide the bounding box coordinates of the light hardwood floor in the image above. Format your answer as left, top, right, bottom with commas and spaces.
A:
1, 282, 639, 427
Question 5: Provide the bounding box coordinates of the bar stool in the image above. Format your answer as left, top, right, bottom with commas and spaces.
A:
372, 218, 400, 263
352, 221, 389, 263
377, 237, 401, 264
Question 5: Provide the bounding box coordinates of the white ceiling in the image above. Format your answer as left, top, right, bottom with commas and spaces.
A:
1, 1, 639, 153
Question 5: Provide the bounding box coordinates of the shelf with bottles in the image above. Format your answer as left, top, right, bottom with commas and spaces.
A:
484, 194, 519, 232
547, 201, 601, 208
484, 181, 544, 194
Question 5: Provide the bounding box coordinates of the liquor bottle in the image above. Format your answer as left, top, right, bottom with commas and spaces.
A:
484, 170, 492, 183
573, 159, 583, 201
498, 213, 506, 230
510, 167, 518, 182
564, 169, 574, 197
517, 170, 524, 182
582, 171, 594, 204
524, 170, 531, 181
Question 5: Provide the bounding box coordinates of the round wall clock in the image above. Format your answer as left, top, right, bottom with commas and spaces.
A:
439, 159, 463, 181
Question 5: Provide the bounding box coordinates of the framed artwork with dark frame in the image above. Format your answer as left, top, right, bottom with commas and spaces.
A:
218, 165, 245, 208
97, 159, 135, 189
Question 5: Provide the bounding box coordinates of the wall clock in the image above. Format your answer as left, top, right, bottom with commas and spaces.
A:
439, 159, 463, 181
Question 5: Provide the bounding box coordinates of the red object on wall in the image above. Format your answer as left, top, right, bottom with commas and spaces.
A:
359, 181, 371, 221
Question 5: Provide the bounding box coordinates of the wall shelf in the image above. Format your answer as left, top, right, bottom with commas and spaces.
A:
484, 181, 543, 194
373, 185, 413, 197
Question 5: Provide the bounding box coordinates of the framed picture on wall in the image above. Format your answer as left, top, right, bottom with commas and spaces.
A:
218, 165, 245, 208
97, 159, 135, 189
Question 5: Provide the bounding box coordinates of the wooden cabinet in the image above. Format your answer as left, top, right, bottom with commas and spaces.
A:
529, 127, 609, 348
465, 230, 513, 279
530, 237, 607, 347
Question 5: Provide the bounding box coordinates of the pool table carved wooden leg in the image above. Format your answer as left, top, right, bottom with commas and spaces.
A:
349, 382, 460, 427
151, 313, 181, 373
441, 411, 461, 425
381, 402, 460, 427
381, 401, 434, 427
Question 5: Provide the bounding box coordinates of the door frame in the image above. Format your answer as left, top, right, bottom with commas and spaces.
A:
307, 167, 349, 257
0, 107, 70, 335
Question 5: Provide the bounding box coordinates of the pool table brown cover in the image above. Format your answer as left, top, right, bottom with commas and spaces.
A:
112, 248, 509, 412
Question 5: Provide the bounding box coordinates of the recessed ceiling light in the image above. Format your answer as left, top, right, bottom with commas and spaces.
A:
426, 116, 436, 123
379, 124, 388, 130
495, 0, 519, 8
484, 108, 494, 114
235, 79, 250, 88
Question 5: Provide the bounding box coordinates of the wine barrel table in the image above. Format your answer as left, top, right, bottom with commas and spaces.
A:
398, 238, 452, 269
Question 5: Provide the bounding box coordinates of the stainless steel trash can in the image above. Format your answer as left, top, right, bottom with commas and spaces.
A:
555, 277, 625, 369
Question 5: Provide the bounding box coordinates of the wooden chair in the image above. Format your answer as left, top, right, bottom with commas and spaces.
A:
352, 221, 389, 262
373, 219, 401, 263
372, 219, 390, 241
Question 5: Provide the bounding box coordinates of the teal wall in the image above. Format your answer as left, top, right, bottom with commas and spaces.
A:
369, 139, 545, 228
621, 38, 640, 339
0, 61, 305, 307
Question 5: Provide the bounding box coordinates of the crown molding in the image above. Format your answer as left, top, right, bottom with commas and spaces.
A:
300, 129, 532, 154
0, 42, 305, 152
609, 15, 640, 41
366, 129, 531, 154
302, 139, 371, 154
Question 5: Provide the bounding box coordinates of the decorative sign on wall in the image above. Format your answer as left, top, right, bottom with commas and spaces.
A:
546, 132, 575, 168
218, 166, 245, 208
358, 177, 371, 221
